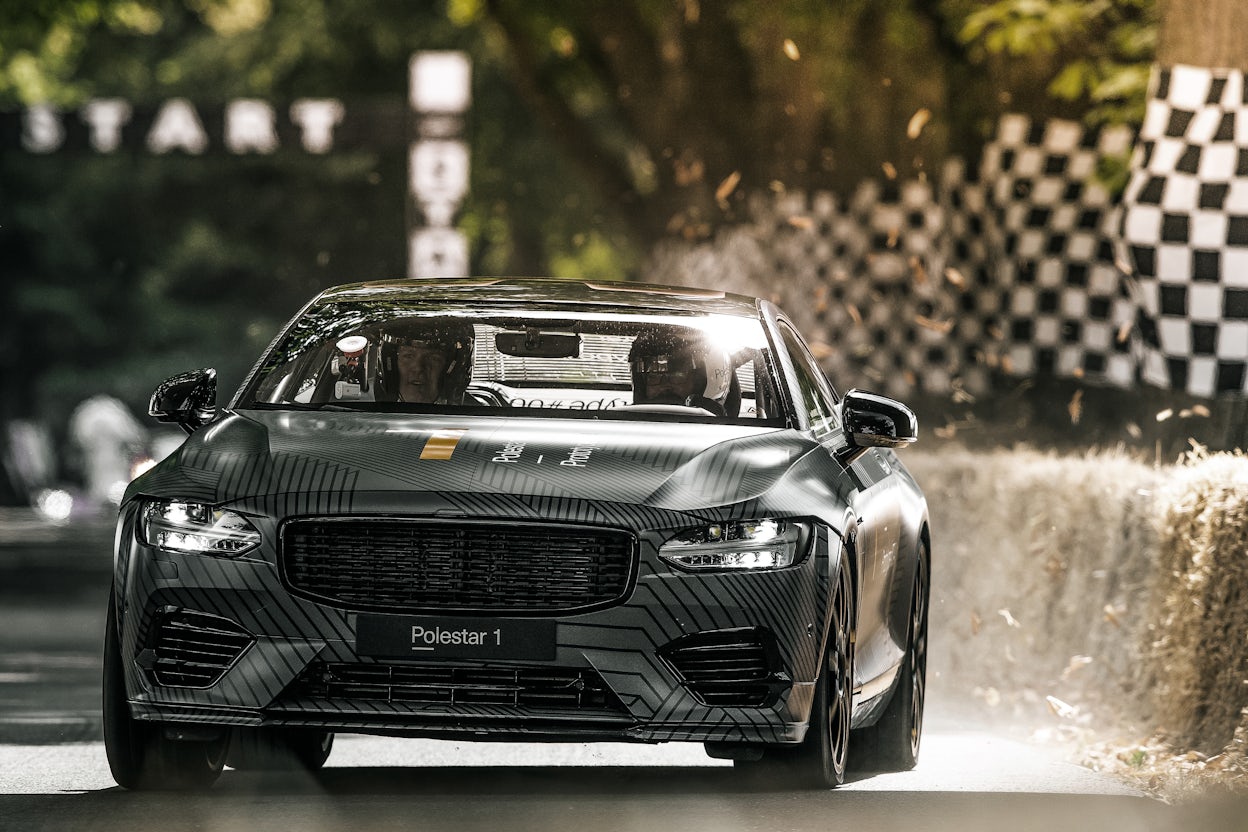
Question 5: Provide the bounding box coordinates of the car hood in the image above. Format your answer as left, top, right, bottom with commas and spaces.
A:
132, 410, 819, 511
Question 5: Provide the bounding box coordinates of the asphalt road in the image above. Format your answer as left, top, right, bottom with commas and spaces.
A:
1, 511, 1244, 832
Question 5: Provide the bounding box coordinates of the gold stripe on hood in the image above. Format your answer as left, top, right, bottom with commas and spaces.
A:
420, 429, 468, 460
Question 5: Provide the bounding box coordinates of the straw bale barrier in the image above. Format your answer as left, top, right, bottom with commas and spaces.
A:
905, 446, 1248, 756
1146, 451, 1248, 753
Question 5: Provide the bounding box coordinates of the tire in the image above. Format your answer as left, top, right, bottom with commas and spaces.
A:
227, 728, 334, 772
849, 540, 929, 772
736, 560, 854, 789
102, 590, 228, 791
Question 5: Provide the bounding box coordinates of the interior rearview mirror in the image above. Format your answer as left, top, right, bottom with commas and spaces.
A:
495, 331, 582, 359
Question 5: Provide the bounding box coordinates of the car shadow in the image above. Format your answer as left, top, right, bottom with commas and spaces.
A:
228, 763, 778, 795
206, 761, 900, 796
1, 764, 1192, 832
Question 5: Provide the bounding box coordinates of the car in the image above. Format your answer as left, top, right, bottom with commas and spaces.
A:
103, 277, 930, 790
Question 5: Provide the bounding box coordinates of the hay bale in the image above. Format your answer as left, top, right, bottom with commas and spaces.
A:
1147, 450, 1248, 753
905, 447, 1160, 724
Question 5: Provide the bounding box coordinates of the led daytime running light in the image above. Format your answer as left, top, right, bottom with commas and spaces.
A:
140, 500, 261, 557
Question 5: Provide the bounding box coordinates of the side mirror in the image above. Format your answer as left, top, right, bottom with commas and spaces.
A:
840, 389, 918, 451
150, 368, 218, 434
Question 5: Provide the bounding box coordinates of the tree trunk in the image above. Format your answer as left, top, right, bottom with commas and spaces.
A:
1157, 0, 1248, 70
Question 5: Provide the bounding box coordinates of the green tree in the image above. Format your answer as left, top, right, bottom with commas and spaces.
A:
472, 0, 1159, 245
0, 0, 1161, 429
950, 0, 1157, 126
477, 1, 972, 243
0, 1, 440, 423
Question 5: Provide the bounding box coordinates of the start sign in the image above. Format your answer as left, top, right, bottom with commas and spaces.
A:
7, 97, 400, 154
0, 50, 470, 280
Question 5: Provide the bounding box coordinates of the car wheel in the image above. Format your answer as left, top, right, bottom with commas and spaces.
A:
849, 540, 928, 772
103, 590, 228, 791
227, 728, 334, 772
736, 560, 854, 788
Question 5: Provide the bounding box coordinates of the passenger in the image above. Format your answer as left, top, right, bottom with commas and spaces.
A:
377, 318, 475, 404
628, 330, 738, 416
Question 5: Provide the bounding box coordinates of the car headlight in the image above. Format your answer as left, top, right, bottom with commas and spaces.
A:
659, 519, 806, 571
140, 499, 261, 557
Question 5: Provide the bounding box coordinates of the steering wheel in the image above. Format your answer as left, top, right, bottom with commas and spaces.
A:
464, 382, 512, 407
683, 395, 726, 417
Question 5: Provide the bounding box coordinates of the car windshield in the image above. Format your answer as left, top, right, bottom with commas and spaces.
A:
236, 301, 787, 425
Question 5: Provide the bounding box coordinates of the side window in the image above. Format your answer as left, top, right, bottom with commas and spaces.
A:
778, 324, 837, 435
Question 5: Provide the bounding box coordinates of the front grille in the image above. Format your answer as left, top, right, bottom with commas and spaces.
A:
144, 608, 254, 688
660, 628, 789, 708
287, 661, 628, 713
280, 518, 635, 613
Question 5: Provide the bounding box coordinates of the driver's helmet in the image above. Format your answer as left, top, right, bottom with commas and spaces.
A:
376, 317, 475, 404
629, 329, 732, 408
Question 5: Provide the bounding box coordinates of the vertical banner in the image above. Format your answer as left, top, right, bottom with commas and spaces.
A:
409, 51, 471, 279
1120, 64, 1248, 397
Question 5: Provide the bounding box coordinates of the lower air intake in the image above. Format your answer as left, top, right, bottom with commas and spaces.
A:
660, 628, 789, 708
145, 608, 255, 688
288, 662, 629, 714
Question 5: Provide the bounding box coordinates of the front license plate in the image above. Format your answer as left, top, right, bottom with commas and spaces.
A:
355, 615, 557, 661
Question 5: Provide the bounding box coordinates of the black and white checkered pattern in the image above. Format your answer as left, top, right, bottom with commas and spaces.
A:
939, 157, 1001, 395
759, 180, 963, 399
1120, 64, 1248, 397
981, 115, 1137, 387
662, 182, 963, 399
647, 94, 1248, 401
649, 149, 1140, 399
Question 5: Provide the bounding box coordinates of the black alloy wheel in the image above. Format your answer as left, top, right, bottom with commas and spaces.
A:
849, 539, 929, 772
818, 556, 855, 785
736, 559, 855, 788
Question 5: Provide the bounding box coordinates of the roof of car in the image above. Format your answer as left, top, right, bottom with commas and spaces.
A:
315, 277, 764, 317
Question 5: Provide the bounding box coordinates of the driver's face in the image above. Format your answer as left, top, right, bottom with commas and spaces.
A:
643, 366, 693, 399
396, 343, 448, 403
641, 367, 695, 403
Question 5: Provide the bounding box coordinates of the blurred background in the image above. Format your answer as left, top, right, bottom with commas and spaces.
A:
0, 0, 1244, 508
2, 2, 1248, 800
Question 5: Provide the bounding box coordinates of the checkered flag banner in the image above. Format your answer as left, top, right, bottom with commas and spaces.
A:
978, 115, 1137, 388
1120, 64, 1248, 397
646, 96, 1248, 401
938, 157, 998, 395
653, 182, 964, 399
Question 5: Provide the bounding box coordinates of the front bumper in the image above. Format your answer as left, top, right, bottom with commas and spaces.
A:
114, 493, 835, 745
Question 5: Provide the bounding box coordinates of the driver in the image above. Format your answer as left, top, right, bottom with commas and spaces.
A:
629, 330, 736, 415
377, 318, 475, 404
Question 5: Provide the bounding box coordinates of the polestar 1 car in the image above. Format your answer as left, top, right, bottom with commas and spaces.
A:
104, 277, 930, 790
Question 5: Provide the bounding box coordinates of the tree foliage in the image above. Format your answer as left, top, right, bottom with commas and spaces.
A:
0, 0, 1160, 431
0, 0, 627, 424
475, 0, 965, 242
953, 0, 1157, 126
